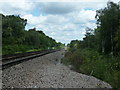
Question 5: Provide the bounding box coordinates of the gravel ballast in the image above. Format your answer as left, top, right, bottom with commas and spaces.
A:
2, 50, 112, 88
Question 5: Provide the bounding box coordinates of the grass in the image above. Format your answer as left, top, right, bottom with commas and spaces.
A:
2, 45, 44, 55
26, 49, 42, 52
62, 48, 120, 88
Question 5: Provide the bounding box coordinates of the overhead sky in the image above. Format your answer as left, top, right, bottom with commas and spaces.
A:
0, 0, 119, 44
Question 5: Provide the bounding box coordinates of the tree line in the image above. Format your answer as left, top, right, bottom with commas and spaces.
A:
68, 2, 120, 56
63, 2, 120, 88
1, 14, 64, 54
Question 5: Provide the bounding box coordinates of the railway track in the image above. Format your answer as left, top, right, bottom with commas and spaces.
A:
1, 49, 59, 69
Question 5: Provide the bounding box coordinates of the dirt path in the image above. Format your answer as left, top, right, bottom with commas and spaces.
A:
2, 50, 112, 88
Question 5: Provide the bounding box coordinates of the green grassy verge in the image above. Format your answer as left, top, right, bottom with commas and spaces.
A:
62, 48, 120, 88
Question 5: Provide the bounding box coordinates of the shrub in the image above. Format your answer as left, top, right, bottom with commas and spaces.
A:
2, 45, 35, 55
70, 49, 84, 70
63, 48, 120, 88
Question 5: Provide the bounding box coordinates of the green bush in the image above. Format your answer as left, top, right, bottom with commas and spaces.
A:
63, 49, 120, 88
2, 45, 34, 55
70, 49, 84, 70
61, 51, 73, 65
62, 49, 85, 71
3, 45, 16, 54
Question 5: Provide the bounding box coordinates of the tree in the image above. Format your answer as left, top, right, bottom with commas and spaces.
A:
95, 1, 120, 55
114, 26, 120, 54
2, 15, 27, 38
2, 14, 62, 54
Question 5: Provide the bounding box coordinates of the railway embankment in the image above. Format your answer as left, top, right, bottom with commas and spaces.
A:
2, 50, 111, 88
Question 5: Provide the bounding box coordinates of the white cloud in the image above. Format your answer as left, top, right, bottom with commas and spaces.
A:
70, 9, 96, 24
45, 15, 68, 24
84, 22, 97, 29
0, 0, 34, 15
62, 23, 77, 31
21, 4, 102, 44
22, 14, 47, 25
38, 2, 76, 15
12, 0, 118, 3
1, 0, 119, 44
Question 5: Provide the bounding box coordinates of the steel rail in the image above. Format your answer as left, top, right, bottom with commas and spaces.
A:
1, 49, 60, 69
